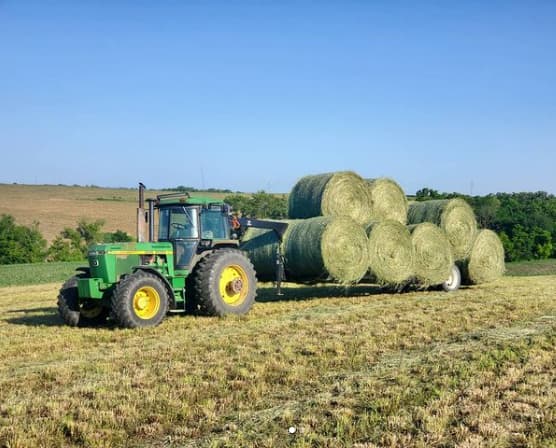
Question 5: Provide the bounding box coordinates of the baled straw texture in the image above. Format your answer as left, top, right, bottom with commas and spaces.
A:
288, 171, 372, 225
409, 222, 454, 286
408, 199, 477, 260
366, 178, 408, 224
366, 220, 414, 285
283, 216, 369, 284
240, 227, 281, 281
458, 229, 505, 285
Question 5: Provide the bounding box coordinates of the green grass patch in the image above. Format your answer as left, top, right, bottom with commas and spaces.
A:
506, 258, 556, 277
0, 261, 85, 287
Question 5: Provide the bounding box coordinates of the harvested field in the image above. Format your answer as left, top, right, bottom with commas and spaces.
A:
0, 275, 555, 447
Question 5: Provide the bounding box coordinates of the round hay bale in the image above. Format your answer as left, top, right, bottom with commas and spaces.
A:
366, 178, 408, 224
409, 222, 454, 286
458, 229, 505, 285
240, 227, 281, 281
408, 199, 477, 260
366, 220, 414, 285
288, 171, 372, 225
283, 216, 369, 284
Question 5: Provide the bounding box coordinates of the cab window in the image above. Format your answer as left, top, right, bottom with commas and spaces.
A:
158, 207, 199, 240
200, 210, 228, 239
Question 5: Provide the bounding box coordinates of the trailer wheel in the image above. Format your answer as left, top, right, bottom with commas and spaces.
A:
442, 264, 461, 292
194, 249, 256, 316
58, 275, 108, 327
111, 270, 169, 328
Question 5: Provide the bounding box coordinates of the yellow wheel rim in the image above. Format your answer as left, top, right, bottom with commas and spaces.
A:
133, 286, 161, 319
219, 264, 249, 306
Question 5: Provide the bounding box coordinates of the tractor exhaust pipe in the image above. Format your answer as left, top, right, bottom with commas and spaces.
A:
137, 182, 146, 242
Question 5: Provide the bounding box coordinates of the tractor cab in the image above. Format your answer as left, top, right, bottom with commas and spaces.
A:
155, 193, 237, 271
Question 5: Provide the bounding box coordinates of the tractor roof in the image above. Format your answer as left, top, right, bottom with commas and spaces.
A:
156, 192, 225, 207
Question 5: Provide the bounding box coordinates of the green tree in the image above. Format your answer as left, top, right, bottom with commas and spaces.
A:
415, 187, 441, 201
0, 214, 47, 264
250, 191, 288, 219
531, 227, 552, 259
76, 219, 105, 247
46, 236, 84, 262
224, 192, 287, 219
224, 194, 252, 216
471, 195, 501, 228
104, 230, 133, 243
48, 219, 107, 261
499, 231, 514, 261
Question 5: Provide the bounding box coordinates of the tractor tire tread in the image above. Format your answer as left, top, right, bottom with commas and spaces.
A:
57, 275, 81, 327
193, 249, 256, 316
111, 270, 169, 328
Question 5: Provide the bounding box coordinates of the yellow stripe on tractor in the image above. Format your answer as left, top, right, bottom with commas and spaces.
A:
106, 250, 174, 256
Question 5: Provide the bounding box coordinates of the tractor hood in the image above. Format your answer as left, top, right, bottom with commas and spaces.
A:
87, 241, 174, 283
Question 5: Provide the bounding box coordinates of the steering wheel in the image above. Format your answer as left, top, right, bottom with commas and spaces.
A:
171, 223, 186, 231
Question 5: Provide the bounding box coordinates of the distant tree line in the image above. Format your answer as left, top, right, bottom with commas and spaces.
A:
3, 187, 555, 264
416, 188, 556, 261
162, 185, 238, 194
0, 215, 133, 264
224, 191, 288, 219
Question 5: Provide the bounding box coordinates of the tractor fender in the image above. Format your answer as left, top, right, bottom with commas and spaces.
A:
132, 266, 176, 308
189, 244, 239, 270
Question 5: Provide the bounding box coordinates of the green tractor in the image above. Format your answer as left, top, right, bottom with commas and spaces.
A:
58, 185, 286, 328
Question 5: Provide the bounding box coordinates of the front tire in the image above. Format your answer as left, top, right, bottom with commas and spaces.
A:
58, 275, 108, 327
442, 264, 461, 292
194, 249, 257, 316
111, 271, 169, 328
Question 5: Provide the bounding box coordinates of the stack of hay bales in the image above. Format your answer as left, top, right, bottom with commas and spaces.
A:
240, 170, 505, 288
407, 199, 505, 285
287, 172, 414, 286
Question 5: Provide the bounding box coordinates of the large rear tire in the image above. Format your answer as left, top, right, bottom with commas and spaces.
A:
111, 271, 169, 328
58, 275, 108, 327
194, 249, 257, 316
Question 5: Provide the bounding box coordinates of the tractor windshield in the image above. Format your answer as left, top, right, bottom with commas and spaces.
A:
158, 207, 199, 240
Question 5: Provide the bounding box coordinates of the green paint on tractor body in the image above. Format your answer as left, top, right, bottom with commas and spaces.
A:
75, 194, 236, 311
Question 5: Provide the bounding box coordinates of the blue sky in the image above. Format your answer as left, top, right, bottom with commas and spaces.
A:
1, 1, 555, 195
